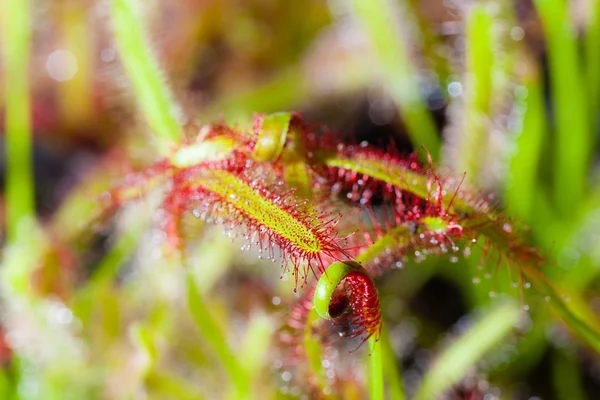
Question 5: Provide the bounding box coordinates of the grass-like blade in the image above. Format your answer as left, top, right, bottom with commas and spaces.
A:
414, 301, 520, 400
111, 0, 183, 154
186, 272, 249, 398
533, 0, 590, 218
347, 0, 440, 160
504, 62, 545, 222
1, 0, 35, 243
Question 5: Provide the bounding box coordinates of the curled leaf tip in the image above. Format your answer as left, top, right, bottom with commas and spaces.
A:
314, 260, 382, 343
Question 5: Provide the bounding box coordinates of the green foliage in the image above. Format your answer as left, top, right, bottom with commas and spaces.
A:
2, 0, 600, 399
111, 0, 183, 155
1, 0, 35, 243
414, 301, 521, 400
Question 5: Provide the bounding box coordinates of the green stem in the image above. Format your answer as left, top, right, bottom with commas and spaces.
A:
304, 308, 331, 396
1, 0, 35, 243
368, 334, 384, 400
111, 0, 183, 155
382, 327, 405, 400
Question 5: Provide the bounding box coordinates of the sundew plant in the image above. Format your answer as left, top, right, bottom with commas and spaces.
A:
1, 0, 600, 399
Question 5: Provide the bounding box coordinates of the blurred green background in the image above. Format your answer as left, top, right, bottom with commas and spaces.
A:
1, 0, 600, 399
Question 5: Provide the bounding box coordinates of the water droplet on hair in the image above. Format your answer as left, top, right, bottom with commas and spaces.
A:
449, 256, 458, 263
503, 223, 512, 233
524, 282, 531, 289
489, 291, 496, 297
484, 273, 491, 279
522, 305, 529, 311
472, 277, 480, 284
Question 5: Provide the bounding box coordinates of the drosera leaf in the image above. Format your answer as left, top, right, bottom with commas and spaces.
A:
414, 301, 521, 400
454, 4, 495, 184
314, 260, 382, 343
170, 136, 238, 168
111, 0, 184, 155
317, 145, 546, 283
355, 224, 413, 267
538, 280, 600, 354
175, 159, 349, 286
251, 112, 293, 162
314, 260, 384, 399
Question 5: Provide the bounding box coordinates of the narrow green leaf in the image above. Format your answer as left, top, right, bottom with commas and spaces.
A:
1, 0, 35, 243
541, 281, 600, 353
304, 309, 330, 394
238, 313, 274, 387
381, 327, 405, 400
533, 0, 590, 217
504, 64, 545, 222
186, 272, 249, 398
585, 0, 600, 129
414, 301, 520, 400
455, 4, 495, 183
130, 323, 158, 377
347, 0, 440, 160
111, 0, 183, 154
